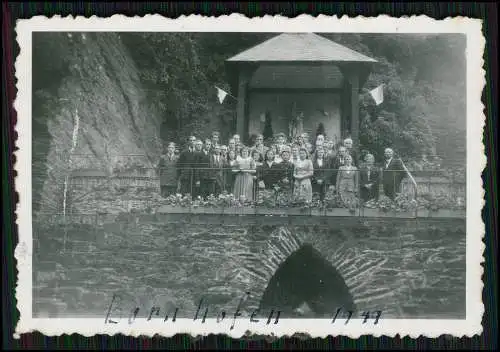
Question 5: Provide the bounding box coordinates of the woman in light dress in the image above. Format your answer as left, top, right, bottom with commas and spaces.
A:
233, 147, 256, 202
293, 148, 314, 203
336, 154, 359, 207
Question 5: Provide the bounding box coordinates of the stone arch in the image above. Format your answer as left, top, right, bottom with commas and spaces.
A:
232, 226, 303, 313
233, 226, 396, 318
258, 243, 356, 317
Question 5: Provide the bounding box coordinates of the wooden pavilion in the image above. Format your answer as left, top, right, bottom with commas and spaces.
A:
225, 33, 377, 146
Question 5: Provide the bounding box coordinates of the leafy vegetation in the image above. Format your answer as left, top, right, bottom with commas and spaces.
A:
120, 32, 466, 162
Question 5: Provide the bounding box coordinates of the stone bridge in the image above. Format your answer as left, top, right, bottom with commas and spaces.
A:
33, 213, 466, 320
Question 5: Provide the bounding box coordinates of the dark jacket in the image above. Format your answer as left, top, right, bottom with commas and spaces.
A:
360, 165, 381, 186
193, 151, 210, 183
158, 154, 178, 186
312, 157, 330, 186
207, 154, 227, 185
382, 158, 406, 198
276, 161, 294, 189
259, 161, 281, 189
177, 149, 197, 181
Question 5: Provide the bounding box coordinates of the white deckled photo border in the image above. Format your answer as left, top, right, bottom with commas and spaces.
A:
14, 14, 486, 338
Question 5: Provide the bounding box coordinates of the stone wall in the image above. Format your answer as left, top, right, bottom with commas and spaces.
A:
33, 215, 465, 320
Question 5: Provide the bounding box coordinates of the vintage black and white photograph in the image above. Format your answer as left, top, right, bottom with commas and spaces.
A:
15, 15, 484, 337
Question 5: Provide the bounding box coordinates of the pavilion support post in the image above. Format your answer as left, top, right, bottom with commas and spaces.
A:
347, 71, 360, 147
236, 66, 255, 140
341, 79, 352, 140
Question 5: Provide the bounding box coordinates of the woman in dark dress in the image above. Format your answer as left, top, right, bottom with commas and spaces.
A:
259, 149, 279, 190
312, 148, 329, 201
276, 149, 295, 203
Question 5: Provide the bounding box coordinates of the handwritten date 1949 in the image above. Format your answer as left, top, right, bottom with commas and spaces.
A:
331, 308, 382, 325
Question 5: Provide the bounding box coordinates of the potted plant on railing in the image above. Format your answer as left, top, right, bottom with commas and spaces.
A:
200, 194, 223, 214
286, 199, 310, 216
274, 188, 292, 216
309, 199, 323, 216
322, 191, 352, 216
216, 192, 233, 213
255, 189, 277, 215
371, 195, 394, 216
191, 196, 206, 214
215, 193, 239, 215
160, 194, 192, 213
391, 193, 418, 217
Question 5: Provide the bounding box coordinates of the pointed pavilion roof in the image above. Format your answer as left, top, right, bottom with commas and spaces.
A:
227, 33, 377, 63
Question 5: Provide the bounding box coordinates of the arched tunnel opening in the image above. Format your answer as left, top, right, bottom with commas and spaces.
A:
258, 244, 356, 318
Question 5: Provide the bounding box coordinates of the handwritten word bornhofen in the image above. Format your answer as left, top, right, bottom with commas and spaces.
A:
104, 292, 382, 329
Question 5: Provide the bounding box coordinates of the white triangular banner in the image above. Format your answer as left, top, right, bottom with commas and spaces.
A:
369, 84, 384, 105
215, 86, 228, 104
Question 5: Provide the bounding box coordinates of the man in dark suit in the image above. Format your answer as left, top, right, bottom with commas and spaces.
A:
204, 144, 226, 196
158, 142, 179, 197
202, 138, 212, 156
312, 148, 330, 201
359, 153, 380, 202
343, 138, 359, 166
382, 148, 405, 199
193, 139, 208, 199
177, 135, 197, 197
328, 146, 348, 190
211, 131, 220, 148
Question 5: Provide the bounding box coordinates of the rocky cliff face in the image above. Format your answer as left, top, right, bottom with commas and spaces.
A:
33, 32, 162, 213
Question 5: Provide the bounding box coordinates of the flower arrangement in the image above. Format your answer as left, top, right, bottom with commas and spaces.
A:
163, 194, 194, 207
74, 176, 465, 214
322, 191, 344, 210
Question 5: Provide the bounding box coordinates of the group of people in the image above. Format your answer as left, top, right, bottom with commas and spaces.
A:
157, 130, 407, 205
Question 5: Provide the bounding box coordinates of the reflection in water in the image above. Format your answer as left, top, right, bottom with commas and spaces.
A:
33, 222, 466, 319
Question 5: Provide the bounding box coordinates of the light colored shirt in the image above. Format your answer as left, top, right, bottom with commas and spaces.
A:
385, 158, 393, 169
